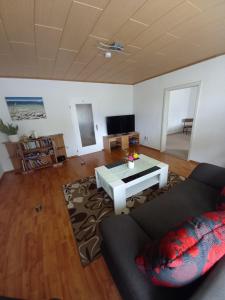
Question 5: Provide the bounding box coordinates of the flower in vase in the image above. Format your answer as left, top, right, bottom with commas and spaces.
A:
133, 153, 139, 159
128, 155, 134, 162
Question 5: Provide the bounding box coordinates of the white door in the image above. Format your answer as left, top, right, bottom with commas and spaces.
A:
72, 102, 101, 155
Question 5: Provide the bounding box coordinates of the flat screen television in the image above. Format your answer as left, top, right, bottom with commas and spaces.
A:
106, 114, 135, 135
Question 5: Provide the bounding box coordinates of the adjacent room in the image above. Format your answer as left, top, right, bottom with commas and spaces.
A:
164, 85, 198, 160
0, 1, 225, 300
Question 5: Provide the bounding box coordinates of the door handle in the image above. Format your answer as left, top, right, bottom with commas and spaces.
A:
96, 124, 98, 131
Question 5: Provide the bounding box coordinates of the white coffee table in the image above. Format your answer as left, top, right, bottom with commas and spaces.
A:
95, 154, 168, 214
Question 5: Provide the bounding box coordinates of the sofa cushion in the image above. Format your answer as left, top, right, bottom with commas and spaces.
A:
189, 163, 225, 190
100, 214, 203, 300
131, 179, 218, 240
136, 211, 225, 287
100, 214, 152, 300
216, 187, 225, 211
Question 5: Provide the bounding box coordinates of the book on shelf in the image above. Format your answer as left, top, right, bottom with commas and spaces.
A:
21, 159, 26, 172
4, 133, 66, 173
25, 154, 53, 170
22, 137, 53, 151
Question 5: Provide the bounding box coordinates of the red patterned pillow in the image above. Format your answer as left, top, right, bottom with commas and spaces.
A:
136, 211, 225, 287
217, 187, 225, 210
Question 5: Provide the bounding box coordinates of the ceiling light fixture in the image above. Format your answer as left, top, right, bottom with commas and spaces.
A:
98, 41, 128, 58
105, 51, 112, 58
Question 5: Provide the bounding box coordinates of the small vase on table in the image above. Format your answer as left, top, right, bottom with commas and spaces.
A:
127, 155, 135, 169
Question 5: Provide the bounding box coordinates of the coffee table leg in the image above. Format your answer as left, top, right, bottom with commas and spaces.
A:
113, 186, 126, 215
95, 170, 101, 189
159, 165, 169, 188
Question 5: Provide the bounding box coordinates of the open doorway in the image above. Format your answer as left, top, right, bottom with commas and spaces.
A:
161, 82, 200, 160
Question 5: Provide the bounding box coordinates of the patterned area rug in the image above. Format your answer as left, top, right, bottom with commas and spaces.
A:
63, 172, 185, 266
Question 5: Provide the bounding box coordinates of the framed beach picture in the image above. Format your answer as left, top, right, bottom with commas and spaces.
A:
5, 97, 47, 121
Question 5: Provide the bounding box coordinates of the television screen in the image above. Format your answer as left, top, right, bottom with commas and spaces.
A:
106, 115, 135, 135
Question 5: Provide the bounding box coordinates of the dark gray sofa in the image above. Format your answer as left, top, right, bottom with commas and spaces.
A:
100, 163, 225, 300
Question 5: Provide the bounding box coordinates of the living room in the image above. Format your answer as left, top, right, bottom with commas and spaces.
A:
0, 1, 225, 300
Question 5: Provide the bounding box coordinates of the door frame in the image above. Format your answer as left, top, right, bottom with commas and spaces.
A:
70, 99, 100, 155
160, 81, 201, 160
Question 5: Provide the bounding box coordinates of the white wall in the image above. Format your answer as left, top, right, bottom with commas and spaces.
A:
188, 86, 198, 116
0, 162, 3, 178
0, 78, 133, 171
0, 134, 10, 171
134, 55, 225, 167
0, 139, 5, 177
167, 87, 196, 134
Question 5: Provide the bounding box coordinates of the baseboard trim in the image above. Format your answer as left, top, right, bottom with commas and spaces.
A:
0, 171, 6, 183
139, 144, 160, 152
0, 169, 15, 183
140, 144, 199, 165
68, 155, 79, 159
167, 131, 183, 135
189, 160, 199, 165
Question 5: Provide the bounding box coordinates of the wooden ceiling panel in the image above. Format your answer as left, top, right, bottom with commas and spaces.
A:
0, 54, 16, 75
131, 33, 179, 63
133, 0, 183, 26
35, 0, 72, 28
188, 0, 225, 11
0, 0, 34, 43
78, 0, 110, 9
76, 54, 106, 81
65, 62, 86, 80
134, 53, 168, 71
132, 61, 180, 83
184, 21, 225, 45
0, 21, 11, 53
183, 29, 225, 59
159, 39, 199, 58
24, 66, 38, 77
35, 25, 62, 59
0, 0, 225, 84
74, 36, 103, 64
11, 64, 38, 78
53, 48, 77, 79
37, 57, 54, 77
169, 2, 225, 38
10, 42, 37, 66
87, 55, 125, 81
113, 19, 148, 45
91, 0, 146, 39
162, 38, 225, 73
126, 44, 142, 55
60, 1, 102, 51
132, 1, 201, 48
109, 63, 138, 82
102, 59, 137, 81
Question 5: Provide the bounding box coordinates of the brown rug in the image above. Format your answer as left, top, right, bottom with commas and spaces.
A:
63, 172, 185, 266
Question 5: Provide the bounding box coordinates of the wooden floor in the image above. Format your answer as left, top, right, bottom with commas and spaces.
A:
0, 146, 197, 300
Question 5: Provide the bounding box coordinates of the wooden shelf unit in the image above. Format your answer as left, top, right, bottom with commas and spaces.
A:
4, 133, 67, 174
103, 132, 140, 152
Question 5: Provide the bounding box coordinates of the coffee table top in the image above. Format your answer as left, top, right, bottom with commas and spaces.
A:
95, 154, 167, 185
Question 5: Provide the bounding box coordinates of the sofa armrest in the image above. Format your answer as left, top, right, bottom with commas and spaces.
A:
189, 256, 225, 300
189, 163, 225, 190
